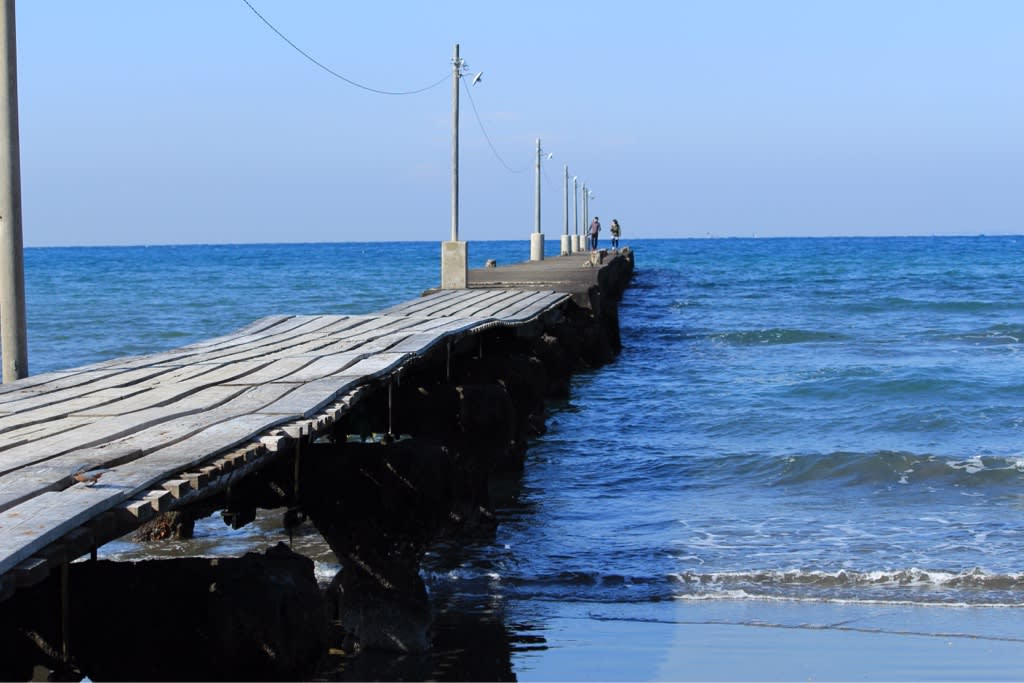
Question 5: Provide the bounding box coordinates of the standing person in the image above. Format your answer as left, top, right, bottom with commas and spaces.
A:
589, 216, 601, 251
610, 219, 621, 249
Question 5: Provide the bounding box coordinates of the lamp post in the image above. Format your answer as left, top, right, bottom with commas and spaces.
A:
441, 43, 476, 289
572, 176, 579, 253
587, 188, 596, 251
581, 182, 589, 251
561, 165, 571, 256
530, 138, 547, 261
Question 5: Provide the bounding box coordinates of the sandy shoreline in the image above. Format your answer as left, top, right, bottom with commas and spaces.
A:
510, 599, 1024, 681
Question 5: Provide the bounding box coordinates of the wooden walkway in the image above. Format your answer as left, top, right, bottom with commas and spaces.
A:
0, 287, 569, 597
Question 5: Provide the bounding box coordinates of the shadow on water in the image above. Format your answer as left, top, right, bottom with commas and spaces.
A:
319, 468, 545, 681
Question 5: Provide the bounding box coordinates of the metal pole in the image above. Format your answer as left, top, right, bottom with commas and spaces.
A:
450, 43, 460, 243
0, 0, 26, 382
534, 138, 541, 234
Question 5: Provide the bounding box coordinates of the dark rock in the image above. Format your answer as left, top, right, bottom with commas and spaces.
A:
0, 544, 328, 681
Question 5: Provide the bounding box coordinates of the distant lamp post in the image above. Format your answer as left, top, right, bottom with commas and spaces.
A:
572, 176, 580, 253
442, 43, 482, 289
530, 138, 552, 261
587, 188, 596, 250
581, 182, 589, 252
561, 165, 571, 256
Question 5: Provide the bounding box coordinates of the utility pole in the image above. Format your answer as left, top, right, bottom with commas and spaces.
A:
530, 138, 544, 261
583, 183, 589, 250
572, 176, 579, 253
441, 43, 468, 288
0, 0, 26, 382
561, 165, 570, 256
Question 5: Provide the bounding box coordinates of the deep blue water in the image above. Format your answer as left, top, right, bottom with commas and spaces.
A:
20, 236, 1024, 671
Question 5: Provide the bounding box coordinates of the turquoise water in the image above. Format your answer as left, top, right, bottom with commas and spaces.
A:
20, 236, 1024, 676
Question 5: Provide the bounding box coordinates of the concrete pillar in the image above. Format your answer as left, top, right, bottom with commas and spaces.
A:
530, 233, 544, 261
560, 234, 571, 256
441, 240, 468, 289
0, 0, 26, 382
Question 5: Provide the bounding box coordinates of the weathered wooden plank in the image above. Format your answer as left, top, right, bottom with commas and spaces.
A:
0, 411, 297, 576
397, 289, 484, 318
0, 416, 94, 452
0, 383, 297, 512
153, 316, 351, 368
0, 384, 247, 477
254, 378, 356, 417
0, 488, 123, 577
178, 317, 374, 369
452, 289, 526, 318
0, 369, 122, 402
457, 291, 524, 318
0, 366, 188, 417
431, 289, 513, 319
494, 290, 564, 321
422, 316, 488, 338
378, 289, 465, 316
331, 353, 409, 383
282, 353, 363, 384
105, 414, 293, 491
182, 315, 293, 348
376, 316, 486, 355
223, 356, 317, 386
0, 443, 143, 510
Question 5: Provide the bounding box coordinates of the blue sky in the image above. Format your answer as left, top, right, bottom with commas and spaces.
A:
15, 1, 1023, 246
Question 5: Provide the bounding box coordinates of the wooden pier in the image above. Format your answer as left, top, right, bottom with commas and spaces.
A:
0, 248, 634, 678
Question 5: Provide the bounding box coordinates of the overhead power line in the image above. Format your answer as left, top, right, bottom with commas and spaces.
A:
462, 78, 529, 174
241, 0, 449, 95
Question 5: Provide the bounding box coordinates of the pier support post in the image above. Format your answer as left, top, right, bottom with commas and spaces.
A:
441, 240, 468, 289
530, 232, 544, 261
560, 234, 571, 256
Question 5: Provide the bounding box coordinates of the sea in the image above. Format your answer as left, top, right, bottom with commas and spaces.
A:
20, 236, 1024, 679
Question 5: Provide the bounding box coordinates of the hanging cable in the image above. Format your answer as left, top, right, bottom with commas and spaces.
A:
242, 0, 449, 95
541, 163, 562, 192
462, 78, 530, 173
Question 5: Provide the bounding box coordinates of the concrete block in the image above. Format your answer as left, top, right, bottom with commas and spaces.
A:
441, 241, 468, 289
530, 233, 545, 261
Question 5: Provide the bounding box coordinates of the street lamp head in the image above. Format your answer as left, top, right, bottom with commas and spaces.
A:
546, 153, 553, 160
471, 71, 483, 85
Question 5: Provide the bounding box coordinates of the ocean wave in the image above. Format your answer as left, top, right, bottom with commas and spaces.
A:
672, 567, 1024, 590
769, 450, 1024, 488
953, 323, 1024, 346
669, 567, 1024, 606
844, 296, 1015, 315
710, 328, 848, 346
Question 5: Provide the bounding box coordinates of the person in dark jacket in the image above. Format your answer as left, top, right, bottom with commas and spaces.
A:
589, 217, 601, 251
610, 219, 621, 249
